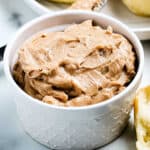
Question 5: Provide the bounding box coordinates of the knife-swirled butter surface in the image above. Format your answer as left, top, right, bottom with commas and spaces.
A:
13, 20, 136, 107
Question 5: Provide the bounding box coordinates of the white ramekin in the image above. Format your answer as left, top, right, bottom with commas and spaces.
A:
4, 11, 144, 150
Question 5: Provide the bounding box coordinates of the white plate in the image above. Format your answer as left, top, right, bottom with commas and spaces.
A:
25, 0, 150, 40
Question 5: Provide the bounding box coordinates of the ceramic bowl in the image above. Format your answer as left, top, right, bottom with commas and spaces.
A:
4, 10, 144, 150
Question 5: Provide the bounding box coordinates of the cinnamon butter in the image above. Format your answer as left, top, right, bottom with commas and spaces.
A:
13, 20, 136, 107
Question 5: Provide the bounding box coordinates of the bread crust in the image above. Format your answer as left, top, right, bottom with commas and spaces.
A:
134, 86, 150, 150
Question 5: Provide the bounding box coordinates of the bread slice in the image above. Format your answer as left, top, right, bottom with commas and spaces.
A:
135, 86, 150, 150
122, 0, 150, 16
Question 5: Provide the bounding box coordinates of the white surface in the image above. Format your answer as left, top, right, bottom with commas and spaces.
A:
24, 0, 150, 40
2, 40, 150, 150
